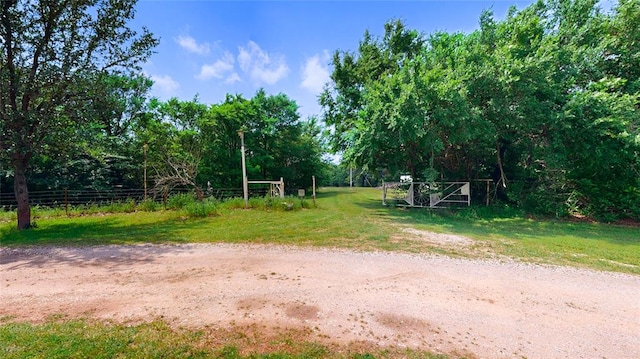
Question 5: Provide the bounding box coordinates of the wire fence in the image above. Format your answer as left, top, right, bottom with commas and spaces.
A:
0, 179, 314, 211
0, 186, 274, 211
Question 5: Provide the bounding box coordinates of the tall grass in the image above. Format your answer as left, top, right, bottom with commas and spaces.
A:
0, 193, 308, 223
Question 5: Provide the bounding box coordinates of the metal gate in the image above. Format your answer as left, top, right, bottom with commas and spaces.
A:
382, 181, 470, 208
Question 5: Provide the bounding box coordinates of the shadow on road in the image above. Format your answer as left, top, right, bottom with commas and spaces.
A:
0, 243, 195, 270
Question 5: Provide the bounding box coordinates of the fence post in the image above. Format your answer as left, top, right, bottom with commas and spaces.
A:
163, 187, 168, 210
486, 180, 490, 206
64, 188, 68, 216
279, 177, 284, 198
312, 175, 316, 208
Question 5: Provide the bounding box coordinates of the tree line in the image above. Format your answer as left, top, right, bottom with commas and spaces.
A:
2, 0, 639, 230
1, 0, 327, 229
321, 0, 639, 220
0, 74, 328, 213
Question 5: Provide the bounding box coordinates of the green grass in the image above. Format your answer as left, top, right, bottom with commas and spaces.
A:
368, 198, 640, 274
0, 318, 454, 359
1, 187, 639, 275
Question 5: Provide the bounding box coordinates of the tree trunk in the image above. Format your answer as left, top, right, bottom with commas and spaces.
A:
12, 154, 31, 230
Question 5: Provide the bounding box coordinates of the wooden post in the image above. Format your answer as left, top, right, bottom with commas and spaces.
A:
486, 180, 490, 206
163, 187, 168, 210
64, 188, 68, 216
312, 175, 316, 208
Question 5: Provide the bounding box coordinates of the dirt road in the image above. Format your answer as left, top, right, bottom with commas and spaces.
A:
1, 243, 639, 358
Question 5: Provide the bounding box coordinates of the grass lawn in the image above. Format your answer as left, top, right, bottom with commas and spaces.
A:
1, 187, 638, 274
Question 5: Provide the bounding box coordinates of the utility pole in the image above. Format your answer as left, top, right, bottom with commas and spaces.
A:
238, 130, 248, 209
143, 143, 148, 200
350, 167, 353, 188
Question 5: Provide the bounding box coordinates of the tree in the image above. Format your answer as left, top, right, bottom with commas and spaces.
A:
320, 20, 425, 155
197, 94, 255, 189
321, 1, 639, 219
0, 0, 158, 229
199, 90, 327, 191
141, 97, 208, 198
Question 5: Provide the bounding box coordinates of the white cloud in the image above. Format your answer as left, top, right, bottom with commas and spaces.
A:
150, 74, 180, 96
225, 72, 241, 84
175, 35, 210, 55
237, 41, 289, 85
301, 51, 331, 94
197, 51, 236, 80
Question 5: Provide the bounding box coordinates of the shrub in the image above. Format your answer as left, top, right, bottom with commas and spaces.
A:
183, 199, 218, 218
248, 197, 266, 210
218, 196, 309, 212
221, 197, 245, 210
107, 198, 136, 213
281, 201, 295, 211
167, 193, 196, 210
137, 199, 159, 212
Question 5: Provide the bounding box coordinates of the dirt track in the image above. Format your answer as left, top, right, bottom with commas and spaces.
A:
1, 243, 639, 358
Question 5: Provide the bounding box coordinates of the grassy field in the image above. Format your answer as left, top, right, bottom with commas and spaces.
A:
1, 187, 638, 359
2, 187, 639, 274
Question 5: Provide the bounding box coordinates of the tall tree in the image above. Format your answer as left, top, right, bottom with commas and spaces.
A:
141, 97, 208, 197
321, 1, 639, 219
0, 0, 158, 229
26, 74, 153, 191
320, 20, 425, 155
198, 94, 255, 189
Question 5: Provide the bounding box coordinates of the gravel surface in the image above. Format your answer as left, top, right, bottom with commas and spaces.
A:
1, 243, 639, 358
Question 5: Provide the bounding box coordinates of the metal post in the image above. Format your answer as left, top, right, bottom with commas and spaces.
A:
238, 130, 248, 209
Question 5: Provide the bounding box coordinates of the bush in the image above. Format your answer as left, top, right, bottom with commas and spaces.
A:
217, 196, 310, 212
220, 197, 245, 210
167, 193, 196, 210
248, 197, 266, 210
183, 199, 218, 218
137, 199, 159, 212
107, 198, 136, 213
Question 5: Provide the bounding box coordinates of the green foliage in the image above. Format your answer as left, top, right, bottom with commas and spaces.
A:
137, 199, 160, 212
197, 91, 327, 191
1, 0, 158, 229
184, 199, 219, 218
107, 199, 137, 214
321, 2, 640, 220
218, 196, 305, 212
167, 193, 197, 210
221, 197, 247, 210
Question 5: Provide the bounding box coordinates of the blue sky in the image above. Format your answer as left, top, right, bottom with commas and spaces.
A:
133, 0, 535, 120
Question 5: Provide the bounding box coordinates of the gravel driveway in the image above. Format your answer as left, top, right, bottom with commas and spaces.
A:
1, 243, 639, 358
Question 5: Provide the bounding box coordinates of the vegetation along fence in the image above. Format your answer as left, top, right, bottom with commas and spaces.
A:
0, 186, 275, 211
